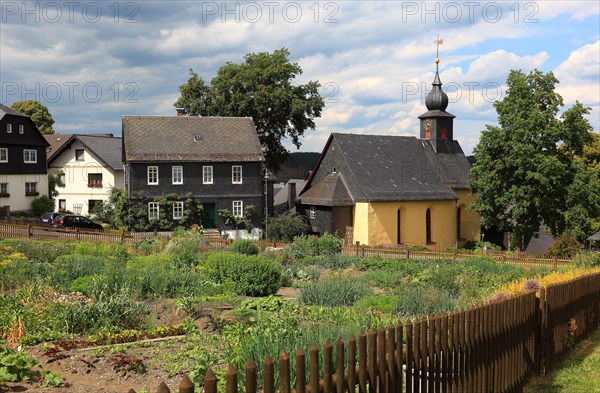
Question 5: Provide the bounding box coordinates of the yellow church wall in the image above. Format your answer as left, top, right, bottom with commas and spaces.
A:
353, 200, 459, 250
353, 202, 370, 245
455, 189, 481, 245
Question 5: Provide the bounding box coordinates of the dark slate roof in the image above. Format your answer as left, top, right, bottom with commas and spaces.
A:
299, 173, 354, 206
122, 116, 264, 162
48, 134, 123, 170
45, 134, 73, 161
589, 231, 600, 242
335, 133, 459, 201
273, 179, 307, 207
77, 135, 123, 170
0, 103, 28, 118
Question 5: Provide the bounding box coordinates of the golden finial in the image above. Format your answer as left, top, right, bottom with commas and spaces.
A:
434, 34, 443, 71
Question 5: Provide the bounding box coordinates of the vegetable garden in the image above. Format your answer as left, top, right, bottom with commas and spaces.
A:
1, 231, 599, 392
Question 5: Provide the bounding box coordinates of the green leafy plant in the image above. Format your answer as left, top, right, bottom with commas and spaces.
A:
231, 239, 259, 255
298, 278, 369, 307
204, 252, 281, 296
265, 214, 309, 241
31, 195, 55, 216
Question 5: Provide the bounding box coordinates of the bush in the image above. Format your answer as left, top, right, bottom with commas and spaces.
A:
204, 253, 281, 296
291, 235, 319, 259
317, 233, 342, 255
231, 239, 259, 255
169, 232, 203, 268
546, 234, 581, 258
298, 279, 369, 307
31, 195, 55, 217
266, 214, 309, 242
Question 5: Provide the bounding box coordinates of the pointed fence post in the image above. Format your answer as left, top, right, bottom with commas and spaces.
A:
179, 375, 194, 393
226, 365, 238, 393
204, 368, 217, 393
246, 360, 257, 393
264, 355, 275, 393
157, 382, 170, 393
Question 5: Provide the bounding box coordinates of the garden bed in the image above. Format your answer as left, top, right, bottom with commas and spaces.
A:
1, 234, 598, 391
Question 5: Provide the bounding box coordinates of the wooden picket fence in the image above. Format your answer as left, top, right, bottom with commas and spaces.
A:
342, 244, 572, 269
0, 222, 165, 244
130, 272, 600, 393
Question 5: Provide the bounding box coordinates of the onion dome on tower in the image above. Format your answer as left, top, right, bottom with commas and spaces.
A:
418, 37, 456, 154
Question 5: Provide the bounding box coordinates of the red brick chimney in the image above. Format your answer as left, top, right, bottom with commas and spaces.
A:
176, 108, 186, 116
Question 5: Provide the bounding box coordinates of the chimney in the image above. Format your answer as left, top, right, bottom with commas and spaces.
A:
288, 182, 297, 210
176, 108, 186, 117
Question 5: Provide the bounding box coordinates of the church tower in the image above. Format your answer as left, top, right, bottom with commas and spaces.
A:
418, 38, 456, 153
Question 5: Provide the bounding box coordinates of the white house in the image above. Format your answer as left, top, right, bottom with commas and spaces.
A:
46, 134, 124, 216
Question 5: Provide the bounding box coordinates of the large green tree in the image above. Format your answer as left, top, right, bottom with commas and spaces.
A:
174, 48, 325, 171
10, 100, 55, 134
469, 69, 599, 247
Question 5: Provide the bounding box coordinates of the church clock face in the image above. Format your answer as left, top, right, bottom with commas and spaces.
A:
424, 119, 432, 130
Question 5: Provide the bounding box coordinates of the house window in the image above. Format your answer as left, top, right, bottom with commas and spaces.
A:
88, 199, 103, 213
0, 183, 8, 196
25, 182, 38, 196
203, 166, 213, 184
172, 166, 183, 185
426, 208, 432, 244
6, 124, 11, 133
0, 148, 7, 163
173, 201, 184, 220
310, 206, 316, 219
59, 173, 66, 187
19, 125, 24, 134
148, 202, 159, 220
147, 166, 158, 185
75, 149, 84, 161
23, 149, 37, 163
59, 199, 66, 211
232, 165, 242, 184
233, 200, 243, 217
88, 173, 103, 188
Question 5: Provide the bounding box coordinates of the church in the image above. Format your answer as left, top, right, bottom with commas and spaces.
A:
296, 57, 481, 249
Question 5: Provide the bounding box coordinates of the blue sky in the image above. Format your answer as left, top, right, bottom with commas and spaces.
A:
1, 1, 598, 155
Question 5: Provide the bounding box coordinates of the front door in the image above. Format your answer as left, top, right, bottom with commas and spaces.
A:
201, 203, 216, 228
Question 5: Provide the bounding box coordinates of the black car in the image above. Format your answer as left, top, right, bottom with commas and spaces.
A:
53, 214, 104, 231
39, 212, 62, 226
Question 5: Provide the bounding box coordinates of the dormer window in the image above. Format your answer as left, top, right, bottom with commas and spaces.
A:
18, 125, 24, 134
6, 124, 12, 133
193, 135, 202, 142
75, 149, 85, 161
333, 166, 337, 173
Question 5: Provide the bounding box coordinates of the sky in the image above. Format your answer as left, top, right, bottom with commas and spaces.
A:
1, 1, 599, 155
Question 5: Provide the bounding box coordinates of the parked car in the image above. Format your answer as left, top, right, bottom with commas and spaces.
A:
53, 214, 104, 231
39, 212, 62, 226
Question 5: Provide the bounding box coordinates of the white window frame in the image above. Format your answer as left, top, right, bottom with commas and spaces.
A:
172, 166, 183, 185
23, 149, 37, 163
310, 206, 316, 220
203, 165, 213, 184
25, 182, 37, 193
6, 124, 12, 133
75, 149, 85, 161
173, 201, 184, 220
147, 166, 158, 185
233, 200, 243, 217
148, 202, 159, 220
18, 125, 24, 134
0, 148, 7, 163
0, 183, 8, 194
232, 165, 242, 184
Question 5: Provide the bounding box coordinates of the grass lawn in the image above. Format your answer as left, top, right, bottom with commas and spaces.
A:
524, 329, 600, 393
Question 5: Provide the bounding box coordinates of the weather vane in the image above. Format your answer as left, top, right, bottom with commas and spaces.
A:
434, 34, 443, 69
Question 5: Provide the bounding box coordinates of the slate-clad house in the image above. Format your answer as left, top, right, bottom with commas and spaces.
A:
297, 61, 480, 249
0, 103, 49, 214
122, 115, 270, 230
47, 134, 124, 215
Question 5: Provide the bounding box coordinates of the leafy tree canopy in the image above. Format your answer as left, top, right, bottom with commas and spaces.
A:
10, 100, 55, 134
174, 48, 325, 171
469, 69, 599, 247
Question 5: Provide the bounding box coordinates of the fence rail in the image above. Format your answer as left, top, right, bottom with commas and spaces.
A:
342, 245, 572, 269
0, 222, 165, 244
130, 272, 600, 393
